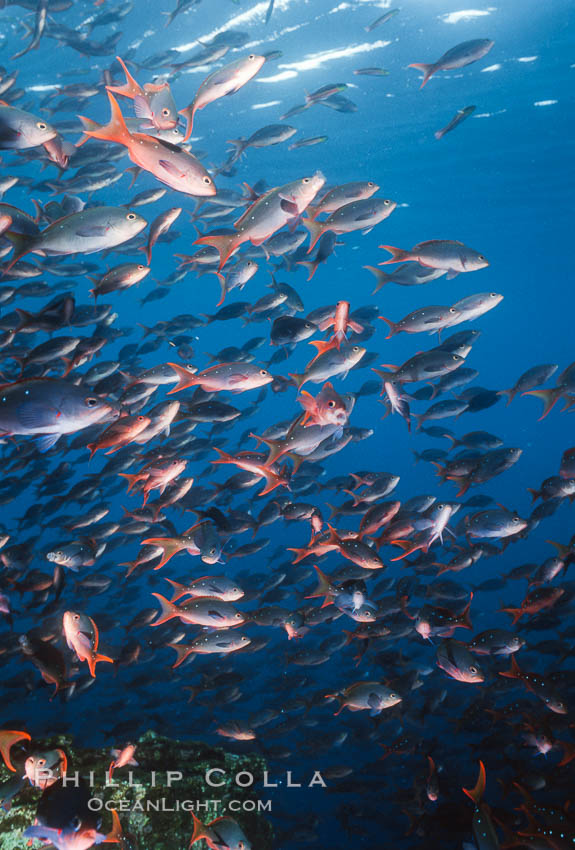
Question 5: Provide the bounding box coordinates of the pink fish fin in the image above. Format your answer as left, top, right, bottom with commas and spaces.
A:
106, 56, 143, 100
302, 217, 325, 253
408, 62, 437, 89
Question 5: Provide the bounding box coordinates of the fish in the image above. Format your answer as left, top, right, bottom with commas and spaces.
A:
195, 172, 326, 269
189, 813, 251, 850
107, 56, 178, 130
326, 681, 402, 716
4, 206, 147, 270
23, 778, 106, 850
364, 8, 399, 31
62, 611, 113, 677
435, 105, 476, 140
180, 54, 267, 141
0, 104, 57, 150
379, 240, 489, 278
409, 39, 495, 88
79, 94, 216, 197
304, 198, 396, 252
0, 378, 117, 452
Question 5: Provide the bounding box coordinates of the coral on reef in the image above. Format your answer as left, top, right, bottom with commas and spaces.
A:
0, 730, 274, 850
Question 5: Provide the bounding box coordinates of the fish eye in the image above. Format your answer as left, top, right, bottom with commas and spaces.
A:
490, 292, 497, 298
479, 255, 486, 261
235, 613, 243, 619
162, 108, 170, 116
138, 265, 144, 270
260, 369, 268, 376
353, 346, 359, 352
73, 614, 80, 621
248, 54, 255, 60
239, 843, 245, 850
203, 176, 213, 184
452, 355, 458, 361
384, 199, 390, 205
38, 758, 46, 766
328, 400, 336, 408
242, 636, 249, 642
368, 182, 374, 187
137, 415, 145, 421
303, 178, 310, 184
210, 547, 217, 555
449, 307, 457, 313
71, 815, 82, 831
126, 213, 137, 220
390, 693, 397, 700
470, 666, 477, 674
85, 397, 98, 407
36, 121, 47, 130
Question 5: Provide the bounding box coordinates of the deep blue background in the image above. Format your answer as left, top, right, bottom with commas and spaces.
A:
0, 0, 574, 847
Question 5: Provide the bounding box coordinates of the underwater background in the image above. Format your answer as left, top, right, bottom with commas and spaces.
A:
0, 0, 574, 848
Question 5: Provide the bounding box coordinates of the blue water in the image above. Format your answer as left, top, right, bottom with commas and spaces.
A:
0, 0, 574, 847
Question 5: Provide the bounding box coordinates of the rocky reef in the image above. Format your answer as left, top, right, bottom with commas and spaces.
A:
0, 730, 274, 849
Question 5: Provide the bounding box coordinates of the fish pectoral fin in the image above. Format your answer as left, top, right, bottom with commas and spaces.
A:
75, 225, 109, 237
18, 403, 61, 431
35, 433, 61, 453
279, 198, 299, 216
446, 269, 460, 279
133, 94, 152, 120
158, 159, 184, 178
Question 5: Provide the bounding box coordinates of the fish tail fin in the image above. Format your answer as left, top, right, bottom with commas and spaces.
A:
2, 231, 35, 271
167, 643, 195, 669
305, 565, 333, 606
497, 387, 516, 407
118, 472, 144, 493
189, 812, 210, 846
378, 316, 398, 340
226, 137, 247, 160
461, 592, 473, 630
500, 603, 523, 625
455, 476, 471, 498
107, 56, 143, 99
105, 809, 124, 841
379, 245, 409, 264
201, 270, 226, 307
80, 91, 131, 146
462, 760, 486, 805
546, 539, 570, 559
0, 730, 31, 772
179, 104, 197, 143
88, 651, 114, 678
500, 654, 522, 679
302, 217, 325, 252
150, 592, 180, 626
120, 559, 140, 578
142, 538, 184, 569
408, 62, 436, 89
526, 487, 540, 503
296, 259, 318, 281
363, 264, 391, 293
288, 372, 306, 390
308, 338, 337, 357
165, 362, 199, 394
194, 232, 240, 270
164, 577, 187, 602
522, 387, 564, 420
75, 115, 103, 147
